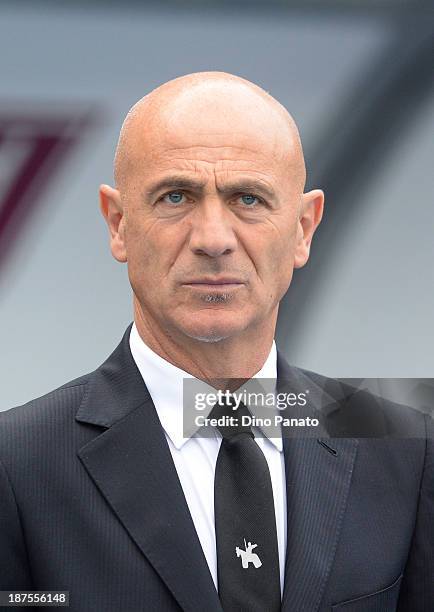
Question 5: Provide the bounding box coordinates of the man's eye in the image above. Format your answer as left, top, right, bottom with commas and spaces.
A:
239, 194, 261, 207
162, 191, 186, 205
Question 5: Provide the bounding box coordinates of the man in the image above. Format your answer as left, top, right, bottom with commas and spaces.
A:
0, 72, 432, 611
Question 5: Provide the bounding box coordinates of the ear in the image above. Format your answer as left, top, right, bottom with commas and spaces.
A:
293, 189, 324, 269
99, 184, 127, 263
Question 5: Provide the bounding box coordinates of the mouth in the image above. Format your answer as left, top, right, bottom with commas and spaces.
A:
184, 284, 244, 293
182, 278, 245, 291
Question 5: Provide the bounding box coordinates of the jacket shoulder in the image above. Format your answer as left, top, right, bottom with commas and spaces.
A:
289, 364, 428, 438
0, 372, 92, 430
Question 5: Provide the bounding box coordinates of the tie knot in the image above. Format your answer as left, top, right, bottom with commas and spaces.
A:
209, 396, 254, 440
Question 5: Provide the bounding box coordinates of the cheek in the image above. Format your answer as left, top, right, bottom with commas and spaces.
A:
126, 217, 187, 299
267, 242, 295, 293
125, 220, 164, 285
243, 220, 297, 302
250, 222, 296, 274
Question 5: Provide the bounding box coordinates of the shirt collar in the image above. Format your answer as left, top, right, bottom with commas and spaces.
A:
129, 322, 282, 452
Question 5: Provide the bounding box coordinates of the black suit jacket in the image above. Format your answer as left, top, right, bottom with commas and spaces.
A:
0, 323, 433, 611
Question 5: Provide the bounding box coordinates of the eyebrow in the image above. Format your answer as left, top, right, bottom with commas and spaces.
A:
144, 175, 277, 201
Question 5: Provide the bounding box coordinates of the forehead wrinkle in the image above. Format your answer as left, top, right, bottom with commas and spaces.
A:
214, 166, 277, 188
147, 131, 286, 165
153, 142, 282, 174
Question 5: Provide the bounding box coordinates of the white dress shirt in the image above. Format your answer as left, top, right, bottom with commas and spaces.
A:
129, 322, 287, 595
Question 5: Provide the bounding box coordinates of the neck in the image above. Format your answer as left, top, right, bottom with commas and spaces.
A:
133, 300, 277, 392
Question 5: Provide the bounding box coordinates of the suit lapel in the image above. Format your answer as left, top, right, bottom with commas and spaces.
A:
76, 324, 222, 612
276, 353, 359, 611
281, 436, 358, 611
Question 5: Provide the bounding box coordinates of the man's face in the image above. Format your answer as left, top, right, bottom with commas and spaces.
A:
102, 85, 322, 343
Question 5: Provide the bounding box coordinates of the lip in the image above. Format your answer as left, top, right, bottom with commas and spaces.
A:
183, 277, 245, 285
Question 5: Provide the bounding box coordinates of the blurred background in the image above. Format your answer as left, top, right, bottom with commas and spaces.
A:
1, 0, 433, 410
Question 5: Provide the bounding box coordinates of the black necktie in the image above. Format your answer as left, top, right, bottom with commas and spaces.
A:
211, 397, 281, 612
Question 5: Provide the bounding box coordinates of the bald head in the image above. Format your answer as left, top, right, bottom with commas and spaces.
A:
113, 71, 306, 193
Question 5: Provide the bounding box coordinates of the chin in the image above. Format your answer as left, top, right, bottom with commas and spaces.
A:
176, 311, 248, 344
184, 332, 229, 343
181, 324, 240, 344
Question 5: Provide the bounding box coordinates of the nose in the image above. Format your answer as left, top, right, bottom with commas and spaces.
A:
188, 198, 238, 257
